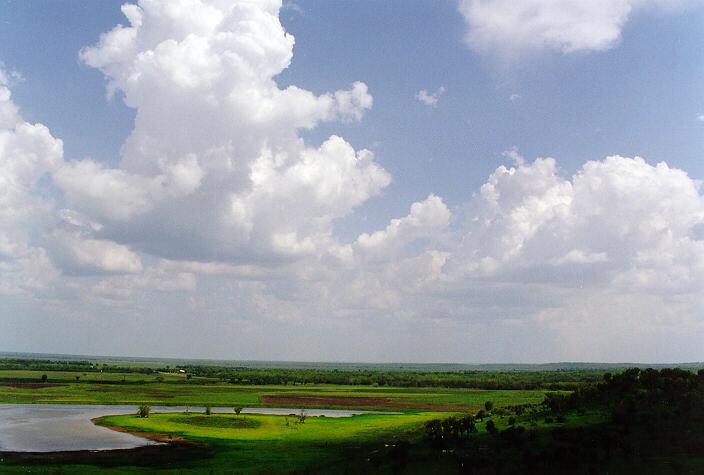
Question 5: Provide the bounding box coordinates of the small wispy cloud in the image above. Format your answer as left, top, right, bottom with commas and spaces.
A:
509, 93, 520, 101
502, 146, 524, 166
282, 1, 304, 16
697, 114, 704, 122
416, 86, 446, 107
0, 62, 24, 86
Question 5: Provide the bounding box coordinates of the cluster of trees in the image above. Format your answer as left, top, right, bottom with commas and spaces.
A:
364, 368, 704, 473
424, 415, 478, 448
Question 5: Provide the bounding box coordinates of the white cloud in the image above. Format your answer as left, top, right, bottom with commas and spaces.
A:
61, 0, 386, 264
0, 69, 64, 295
47, 230, 142, 275
549, 249, 609, 266
415, 86, 445, 106
697, 114, 704, 122
458, 0, 689, 57
355, 194, 450, 260
451, 155, 704, 290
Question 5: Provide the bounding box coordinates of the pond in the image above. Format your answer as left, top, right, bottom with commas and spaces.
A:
0, 404, 394, 452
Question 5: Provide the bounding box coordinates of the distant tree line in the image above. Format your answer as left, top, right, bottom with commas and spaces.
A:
176, 365, 606, 390
0, 358, 157, 375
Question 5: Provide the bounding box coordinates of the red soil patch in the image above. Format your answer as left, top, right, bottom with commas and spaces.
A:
0, 383, 64, 389
259, 394, 475, 411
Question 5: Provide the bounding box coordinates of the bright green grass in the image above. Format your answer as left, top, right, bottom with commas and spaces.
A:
102, 411, 447, 443
49, 411, 450, 473
169, 414, 262, 429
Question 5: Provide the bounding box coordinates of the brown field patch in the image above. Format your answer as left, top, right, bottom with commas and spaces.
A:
0, 383, 64, 389
260, 394, 476, 411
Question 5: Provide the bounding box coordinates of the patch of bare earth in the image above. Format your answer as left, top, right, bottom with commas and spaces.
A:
259, 394, 475, 411
91, 416, 203, 445
0, 383, 64, 389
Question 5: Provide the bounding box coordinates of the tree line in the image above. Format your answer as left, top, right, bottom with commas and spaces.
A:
177, 365, 605, 390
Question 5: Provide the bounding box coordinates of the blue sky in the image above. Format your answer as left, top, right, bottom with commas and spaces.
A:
1, 0, 703, 362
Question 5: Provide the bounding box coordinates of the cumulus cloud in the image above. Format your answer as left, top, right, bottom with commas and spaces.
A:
355, 194, 450, 260
47, 230, 142, 275
415, 86, 445, 106
450, 155, 704, 293
458, 0, 689, 57
0, 68, 64, 295
63, 0, 385, 264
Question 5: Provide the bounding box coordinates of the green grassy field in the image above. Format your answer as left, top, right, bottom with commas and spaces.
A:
0, 379, 550, 410
103, 411, 447, 443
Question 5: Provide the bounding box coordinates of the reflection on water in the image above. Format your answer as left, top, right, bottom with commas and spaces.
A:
0, 404, 394, 452
0, 404, 160, 452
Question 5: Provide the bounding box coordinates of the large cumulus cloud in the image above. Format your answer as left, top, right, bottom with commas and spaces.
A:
59, 0, 387, 264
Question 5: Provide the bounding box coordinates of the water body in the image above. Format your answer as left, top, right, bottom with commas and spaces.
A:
0, 404, 393, 452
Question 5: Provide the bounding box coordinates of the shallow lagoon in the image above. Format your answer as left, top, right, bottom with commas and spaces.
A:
0, 404, 392, 452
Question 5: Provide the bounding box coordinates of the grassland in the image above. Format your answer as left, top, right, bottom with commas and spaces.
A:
0, 376, 549, 410
2, 360, 701, 473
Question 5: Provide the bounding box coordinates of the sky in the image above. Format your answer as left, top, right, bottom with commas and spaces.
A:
0, 0, 703, 363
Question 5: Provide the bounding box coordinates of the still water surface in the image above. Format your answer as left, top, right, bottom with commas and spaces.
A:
0, 404, 388, 452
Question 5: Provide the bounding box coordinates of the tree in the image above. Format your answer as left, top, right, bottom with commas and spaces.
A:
234, 407, 243, 416
205, 406, 212, 415
41, 374, 47, 383
138, 405, 150, 418
484, 401, 494, 412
